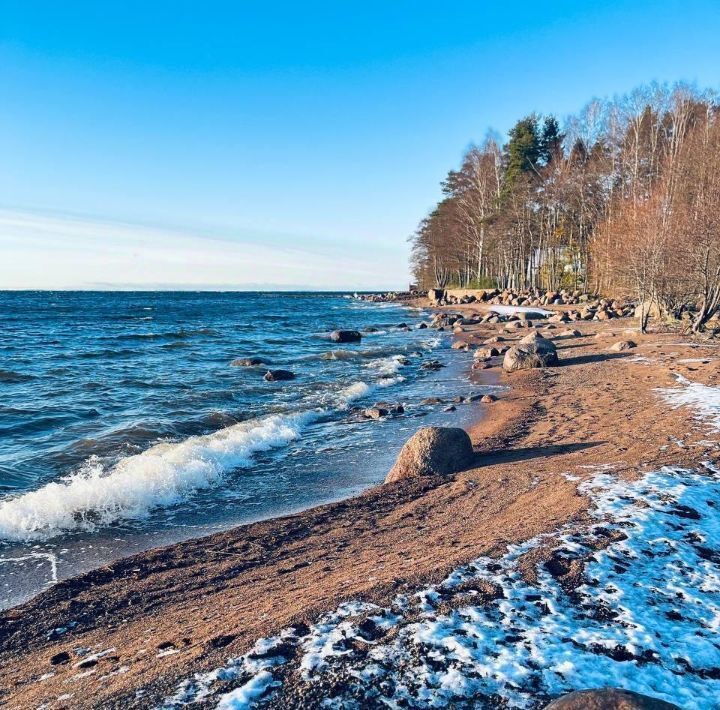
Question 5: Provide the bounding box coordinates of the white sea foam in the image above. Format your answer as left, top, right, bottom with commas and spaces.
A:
0, 412, 316, 542
366, 354, 407, 377
336, 381, 374, 405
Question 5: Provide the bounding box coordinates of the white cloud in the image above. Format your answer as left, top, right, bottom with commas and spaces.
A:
0, 209, 409, 290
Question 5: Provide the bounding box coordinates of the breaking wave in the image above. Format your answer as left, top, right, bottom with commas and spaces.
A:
0, 412, 316, 542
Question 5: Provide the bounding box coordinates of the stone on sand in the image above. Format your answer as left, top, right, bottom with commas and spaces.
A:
385, 426, 474, 483
503, 334, 558, 372
611, 340, 637, 352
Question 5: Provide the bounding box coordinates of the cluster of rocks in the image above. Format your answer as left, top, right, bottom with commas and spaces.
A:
356, 402, 406, 420
429, 288, 635, 319
430, 287, 600, 307
354, 290, 426, 303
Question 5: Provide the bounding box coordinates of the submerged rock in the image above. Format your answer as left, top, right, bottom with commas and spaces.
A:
363, 406, 389, 420
385, 426, 474, 483
330, 330, 362, 343
263, 369, 295, 382
544, 688, 680, 709
230, 357, 266, 367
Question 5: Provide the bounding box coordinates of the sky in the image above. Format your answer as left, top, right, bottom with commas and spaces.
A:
1, 1, 719, 290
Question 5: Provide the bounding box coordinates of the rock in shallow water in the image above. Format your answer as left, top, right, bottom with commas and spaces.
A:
230, 357, 266, 367
385, 426, 474, 483
544, 688, 680, 709
263, 369, 295, 382
330, 330, 362, 343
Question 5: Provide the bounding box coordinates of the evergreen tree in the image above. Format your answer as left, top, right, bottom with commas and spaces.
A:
540, 115, 564, 164
503, 115, 541, 190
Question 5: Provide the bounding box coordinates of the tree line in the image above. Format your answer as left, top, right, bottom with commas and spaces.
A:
409, 82, 720, 331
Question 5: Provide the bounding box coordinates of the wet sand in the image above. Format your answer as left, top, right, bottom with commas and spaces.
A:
1, 309, 719, 708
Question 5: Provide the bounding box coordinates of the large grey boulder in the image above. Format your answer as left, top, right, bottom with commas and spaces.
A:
330, 330, 362, 343
385, 427, 474, 483
503, 333, 558, 372
544, 688, 680, 709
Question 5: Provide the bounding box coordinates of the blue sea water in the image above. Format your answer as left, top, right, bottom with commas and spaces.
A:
0, 291, 493, 608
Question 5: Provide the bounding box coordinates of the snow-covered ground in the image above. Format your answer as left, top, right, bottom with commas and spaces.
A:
659, 374, 720, 432
488, 305, 553, 318
161, 376, 720, 709
161, 464, 720, 709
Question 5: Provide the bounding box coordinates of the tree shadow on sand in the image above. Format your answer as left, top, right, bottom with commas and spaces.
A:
472, 441, 605, 467
558, 352, 631, 367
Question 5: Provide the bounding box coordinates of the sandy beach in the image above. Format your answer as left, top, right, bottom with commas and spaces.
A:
1, 301, 719, 708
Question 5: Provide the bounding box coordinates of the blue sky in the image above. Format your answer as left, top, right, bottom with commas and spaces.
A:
1, 1, 719, 289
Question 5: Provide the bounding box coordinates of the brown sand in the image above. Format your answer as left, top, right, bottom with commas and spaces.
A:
1, 312, 719, 709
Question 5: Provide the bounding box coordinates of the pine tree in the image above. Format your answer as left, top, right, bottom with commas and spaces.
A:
540, 115, 563, 164
503, 115, 541, 190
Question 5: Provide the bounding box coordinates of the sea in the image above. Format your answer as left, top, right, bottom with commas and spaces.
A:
0, 291, 496, 609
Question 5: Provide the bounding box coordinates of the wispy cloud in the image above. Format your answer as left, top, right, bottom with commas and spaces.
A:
0, 208, 408, 290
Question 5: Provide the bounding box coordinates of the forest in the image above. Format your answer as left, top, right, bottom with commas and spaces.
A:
409, 82, 720, 332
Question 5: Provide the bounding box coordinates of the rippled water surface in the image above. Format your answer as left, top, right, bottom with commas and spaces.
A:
0, 291, 490, 608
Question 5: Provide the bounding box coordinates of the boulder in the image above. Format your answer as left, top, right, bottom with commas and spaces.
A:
480, 394, 497, 403
503, 335, 558, 372
635, 301, 661, 319
558, 329, 582, 338
230, 357, 266, 367
385, 427, 474, 483
451, 340, 470, 350
330, 330, 362, 343
363, 406, 389, 420
544, 688, 680, 709
519, 330, 554, 349
428, 288, 446, 305
475, 347, 500, 359
263, 369, 295, 382
611, 340, 637, 352
374, 401, 404, 414
421, 360, 444, 370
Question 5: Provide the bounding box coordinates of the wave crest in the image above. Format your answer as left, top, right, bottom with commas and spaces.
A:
0, 412, 315, 542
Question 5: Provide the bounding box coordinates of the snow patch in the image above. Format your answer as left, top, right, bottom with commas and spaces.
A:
658, 374, 720, 431
163, 465, 720, 708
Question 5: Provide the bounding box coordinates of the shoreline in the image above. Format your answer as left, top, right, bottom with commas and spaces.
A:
2, 302, 720, 707
0, 295, 479, 611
